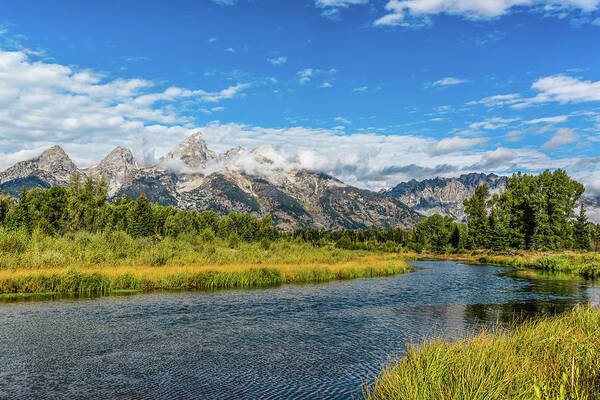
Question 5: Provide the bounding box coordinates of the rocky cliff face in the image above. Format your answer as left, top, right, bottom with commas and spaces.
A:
0, 132, 421, 230
0, 146, 81, 194
86, 146, 141, 197
381, 173, 508, 221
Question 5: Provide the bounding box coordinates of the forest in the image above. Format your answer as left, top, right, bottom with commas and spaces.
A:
0, 169, 599, 254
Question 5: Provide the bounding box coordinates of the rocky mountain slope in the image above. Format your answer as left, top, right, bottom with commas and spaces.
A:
0, 146, 81, 195
380, 173, 508, 221
0, 133, 420, 230
382, 173, 600, 223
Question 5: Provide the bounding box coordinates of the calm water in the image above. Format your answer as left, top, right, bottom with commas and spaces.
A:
1, 260, 599, 399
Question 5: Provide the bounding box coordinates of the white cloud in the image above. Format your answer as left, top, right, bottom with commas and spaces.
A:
543, 128, 579, 150
352, 86, 368, 93
473, 75, 600, 109
0, 48, 249, 169
478, 147, 515, 168
212, 0, 237, 5
430, 136, 485, 155
315, 0, 368, 19
375, 0, 600, 26
320, 82, 333, 88
524, 115, 569, 124
208, 37, 217, 43
334, 116, 351, 124
197, 122, 489, 188
528, 74, 600, 104
470, 93, 522, 107
316, 0, 368, 6
506, 130, 525, 142
297, 68, 337, 84
224, 47, 236, 53
469, 117, 519, 130
268, 56, 287, 66
430, 77, 469, 87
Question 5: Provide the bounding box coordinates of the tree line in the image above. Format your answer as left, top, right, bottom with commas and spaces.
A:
0, 170, 598, 253
0, 175, 278, 243
289, 170, 600, 253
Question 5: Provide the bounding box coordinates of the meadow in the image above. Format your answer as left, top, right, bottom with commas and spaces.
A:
364, 306, 600, 400
0, 228, 412, 297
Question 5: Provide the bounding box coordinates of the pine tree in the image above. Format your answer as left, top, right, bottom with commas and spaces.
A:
573, 203, 590, 250
127, 192, 153, 237
450, 224, 461, 250
464, 184, 490, 249
5, 187, 32, 232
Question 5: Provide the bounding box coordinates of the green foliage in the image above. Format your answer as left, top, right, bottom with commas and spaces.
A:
127, 192, 153, 237
464, 184, 490, 249
573, 204, 591, 250
463, 169, 591, 252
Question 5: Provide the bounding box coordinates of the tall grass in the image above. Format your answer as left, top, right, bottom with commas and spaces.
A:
476, 252, 600, 279
364, 306, 600, 400
0, 227, 412, 295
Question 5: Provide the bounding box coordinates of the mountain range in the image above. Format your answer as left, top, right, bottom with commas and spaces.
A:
2, 132, 598, 229
380, 173, 508, 222
0, 133, 420, 230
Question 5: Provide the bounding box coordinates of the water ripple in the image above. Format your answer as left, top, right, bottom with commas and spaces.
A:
0, 260, 596, 399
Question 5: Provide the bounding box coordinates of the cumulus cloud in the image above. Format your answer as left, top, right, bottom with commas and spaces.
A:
469, 117, 519, 130
472, 147, 515, 169
473, 75, 600, 109
315, 0, 369, 18
430, 77, 469, 87
297, 68, 337, 84
316, 0, 368, 6
524, 115, 569, 124
212, 0, 237, 5
334, 116, 351, 124
527, 75, 600, 104
352, 86, 368, 93
506, 130, 526, 142
1, 44, 598, 198
430, 137, 486, 155
375, 0, 600, 26
0, 48, 250, 169
543, 128, 579, 150
267, 56, 287, 66
194, 122, 498, 189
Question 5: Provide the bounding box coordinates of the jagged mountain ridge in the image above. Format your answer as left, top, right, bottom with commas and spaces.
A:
0, 133, 420, 230
381, 173, 508, 221
382, 173, 600, 223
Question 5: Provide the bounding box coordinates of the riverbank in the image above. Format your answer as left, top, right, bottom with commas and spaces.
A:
423, 251, 600, 279
0, 249, 411, 296
364, 306, 600, 400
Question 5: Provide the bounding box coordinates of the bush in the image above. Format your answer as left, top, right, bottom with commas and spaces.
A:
0, 229, 29, 255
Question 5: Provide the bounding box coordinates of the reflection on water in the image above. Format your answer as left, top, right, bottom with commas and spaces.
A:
0, 260, 597, 399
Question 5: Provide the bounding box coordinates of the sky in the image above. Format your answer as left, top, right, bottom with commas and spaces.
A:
0, 0, 599, 196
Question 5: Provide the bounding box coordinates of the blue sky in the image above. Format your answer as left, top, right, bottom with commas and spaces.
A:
0, 0, 599, 196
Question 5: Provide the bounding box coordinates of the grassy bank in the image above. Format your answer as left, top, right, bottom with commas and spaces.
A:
424, 251, 600, 279
0, 229, 412, 295
364, 306, 600, 400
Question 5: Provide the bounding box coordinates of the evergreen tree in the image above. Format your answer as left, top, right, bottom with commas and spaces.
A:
573, 203, 590, 250
127, 192, 153, 237
0, 191, 14, 225
450, 224, 461, 250
464, 184, 490, 249
5, 187, 32, 232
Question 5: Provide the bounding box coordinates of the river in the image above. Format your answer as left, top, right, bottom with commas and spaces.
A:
0, 260, 598, 399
